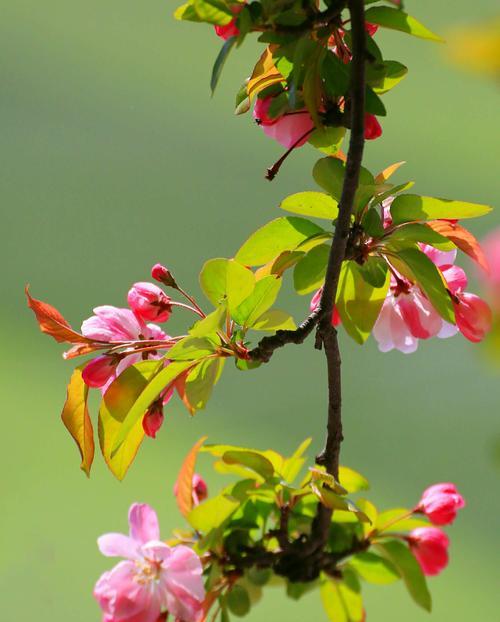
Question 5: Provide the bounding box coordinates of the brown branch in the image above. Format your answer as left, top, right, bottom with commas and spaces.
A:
310, 0, 366, 544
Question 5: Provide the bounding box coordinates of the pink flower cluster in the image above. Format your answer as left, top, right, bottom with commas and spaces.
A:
94, 503, 205, 622
407, 483, 465, 576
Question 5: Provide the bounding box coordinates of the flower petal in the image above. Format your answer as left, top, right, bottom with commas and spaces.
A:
97, 533, 140, 559
128, 503, 160, 544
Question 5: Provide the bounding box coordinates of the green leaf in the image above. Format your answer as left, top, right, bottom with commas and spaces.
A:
312, 485, 370, 522
194, 0, 233, 25
280, 191, 339, 220
389, 247, 455, 322
338, 466, 370, 493
370, 181, 415, 207
376, 539, 432, 611
98, 360, 163, 480
106, 360, 194, 462
390, 194, 492, 224
223, 450, 275, 480
184, 358, 225, 412
187, 492, 240, 531
313, 157, 375, 205
368, 60, 408, 94
322, 51, 350, 97
211, 36, 236, 95
61, 366, 94, 477
232, 276, 282, 327
357, 257, 388, 288
251, 309, 296, 331
364, 7, 444, 42
190, 306, 227, 337
362, 208, 384, 237
293, 244, 330, 294
349, 552, 400, 585
167, 335, 219, 361
385, 223, 455, 250
200, 258, 255, 310
336, 262, 390, 344
365, 86, 386, 116
227, 584, 251, 617
320, 576, 364, 622
236, 217, 324, 266
308, 125, 345, 155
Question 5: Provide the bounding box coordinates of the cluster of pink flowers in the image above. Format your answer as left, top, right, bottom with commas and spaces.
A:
408, 483, 465, 576
94, 503, 205, 622
214, 6, 382, 152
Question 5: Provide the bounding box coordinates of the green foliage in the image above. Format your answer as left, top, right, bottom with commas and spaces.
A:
280, 191, 339, 220
364, 7, 444, 42
390, 194, 492, 224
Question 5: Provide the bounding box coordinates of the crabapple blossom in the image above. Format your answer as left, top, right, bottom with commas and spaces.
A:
81, 305, 171, 393
142, 400, 165, 438
409, 527, 450, 576
253, 97, 314, 149
94, 503, 205, 622
453, 292, 492, 343
417, 483, 465, 526
174, 474, 208, 507
128, 282, 172, 323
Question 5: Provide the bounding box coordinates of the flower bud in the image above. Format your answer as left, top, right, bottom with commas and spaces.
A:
82, 355, 117, 388
365, 114, 382, 140
417, 483, 465, 526
151, 263, 177, 288
453, 292, 492, 342
365, 22, 378, 36
142, 400, 164, 438
192, 473, 208, 505
409, 527, 449, 576
214, 4, 244, 41
128, 282, 172, 323
310, 288, 341, 326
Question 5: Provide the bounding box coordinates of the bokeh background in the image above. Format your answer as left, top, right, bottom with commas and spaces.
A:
1, 1, 499, 620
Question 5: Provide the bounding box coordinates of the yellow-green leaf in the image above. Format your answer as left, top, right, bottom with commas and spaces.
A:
364, 7, 444, 42
280, 191, 339, 220
391, 194, 492, 224
61, 366, 94, 477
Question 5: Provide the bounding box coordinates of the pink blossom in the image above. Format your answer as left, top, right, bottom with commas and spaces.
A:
81, 306, 170, 392
365, 114, 382, 140
417, 483, 465, 526
253, 97, 314, 149
151, 263, 176, 288
453, 292, 492, 343
214, 4, 244, 41
128, 282, 172, 323
174, 474, 209, 507
310, 287, 341, 326
409, 527, 450, 576
94, 503, 205, 622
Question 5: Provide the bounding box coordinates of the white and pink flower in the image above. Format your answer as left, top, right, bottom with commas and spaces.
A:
94, 503, 205, 622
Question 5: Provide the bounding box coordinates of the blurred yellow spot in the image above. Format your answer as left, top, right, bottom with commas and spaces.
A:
446, 17, 500, 79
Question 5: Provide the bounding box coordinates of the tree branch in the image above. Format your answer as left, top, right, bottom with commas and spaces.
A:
311, 0, 366, 543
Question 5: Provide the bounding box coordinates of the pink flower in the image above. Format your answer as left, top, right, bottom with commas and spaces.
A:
365, 114, 382, 140
151, 263, 176, 287
310, 287, 341, 326
214, 4, 244, 41
453, 292, 492, 343
128, 282, 172, 323
253, 97, 314, 149
94, 503, 205, 622
81, 306, 170, 392
409, 527, 450, 576
417, 483, 465, 526
482, 230, 500, 291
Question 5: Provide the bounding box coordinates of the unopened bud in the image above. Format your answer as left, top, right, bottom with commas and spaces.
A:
151, 263, 177, 288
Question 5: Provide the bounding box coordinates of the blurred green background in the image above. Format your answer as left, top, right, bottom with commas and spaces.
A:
1, 1, 499, 620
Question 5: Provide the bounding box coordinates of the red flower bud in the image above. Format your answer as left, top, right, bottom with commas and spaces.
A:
82, 355, 117, 388
142, 401, 164, 438
365, 22, 378, 37
151, 263, 177, 288
214, 4, 244, 41
417, 483, 465, 526
128, 282, 172, 323
409, 527, 449, 576
453, 292, 492, 342
364, 114, 382, 140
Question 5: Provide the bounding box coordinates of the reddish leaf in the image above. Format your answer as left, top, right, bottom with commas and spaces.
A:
427, 221, 489, 272
26, 286, 94, 344
61, 366, 95, 476
174, 436, 208, 518
375, 160, 405, 183
175, 371, 195, 416
63, 343, 107, 359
